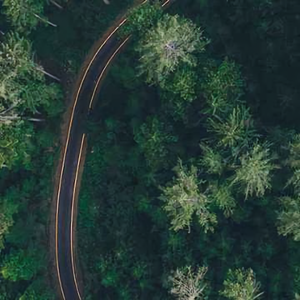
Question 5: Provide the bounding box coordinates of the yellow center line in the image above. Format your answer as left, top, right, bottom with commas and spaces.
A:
70, 134, 86, 300
89, 36, 131, 110
55, 15, 127, 300
74, 17, 128, 105
88, 0, 171, 110
56, 1, 171, 299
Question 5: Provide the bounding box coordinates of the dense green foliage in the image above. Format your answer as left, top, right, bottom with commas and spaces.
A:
138, 13, 208, 85
161, 160, 217, 233
169, 266, 208, 300
78, 1, 300, 300
119, 1, 163, 38
0, 0, 64, 294
2, 0, 300, 299
220, 268, 263, 300
0, 0, 135, 298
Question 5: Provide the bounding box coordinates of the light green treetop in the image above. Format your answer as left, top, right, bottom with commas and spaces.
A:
231, 143, 275, 199
208, 105, 258, 154
220, 268, 263, 300
138, 14, 209, 84
160, 159, 217, 232
0, 33, 62, 168
0, 32, 61, 122
277, 196, 300, 241
169, 266, 208, 300
3, 0, 56, 33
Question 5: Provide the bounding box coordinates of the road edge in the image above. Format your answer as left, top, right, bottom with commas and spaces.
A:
49, 3, 142, 299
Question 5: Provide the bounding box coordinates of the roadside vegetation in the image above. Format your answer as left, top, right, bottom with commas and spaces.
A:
1, 0, 300, 299
0, 0, 133, 298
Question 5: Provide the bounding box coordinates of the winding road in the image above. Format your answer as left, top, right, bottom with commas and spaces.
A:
53, 1, 171, 299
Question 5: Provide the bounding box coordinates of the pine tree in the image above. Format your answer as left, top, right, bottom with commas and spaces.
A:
138, 14, 209, 84
200, 143, 224, 175
3, 0, 56, 33
0, 32, 62, 123
169, 266, 208, 300
160, 159, 217, 232
231, 143, 275, 199
0, 122, 33, 168
208, 105, 258, 154
277, 196, 300, 241
208, 181, 236, 217
220, 268, 263, 300
202, 59, 244, 116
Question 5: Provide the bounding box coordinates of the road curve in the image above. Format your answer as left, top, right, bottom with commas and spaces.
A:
53, 1, 171, 299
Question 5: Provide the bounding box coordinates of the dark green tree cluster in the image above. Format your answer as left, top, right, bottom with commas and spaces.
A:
0, 0, 65, 298
119, 1, 163, 38
0, 0, 142, 297
0, 32, 62, 168
2, 0, 58, 33
77, 1, 300, 300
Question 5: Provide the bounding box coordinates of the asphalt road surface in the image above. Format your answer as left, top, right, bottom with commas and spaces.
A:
54, 32, 129, 300
54, 1, 171, 299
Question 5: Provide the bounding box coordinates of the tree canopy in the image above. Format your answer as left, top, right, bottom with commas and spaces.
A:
1, 0, 300, 299
138, 14, 209, 84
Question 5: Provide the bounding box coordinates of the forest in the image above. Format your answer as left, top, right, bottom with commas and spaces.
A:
1, 0, 300, 299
